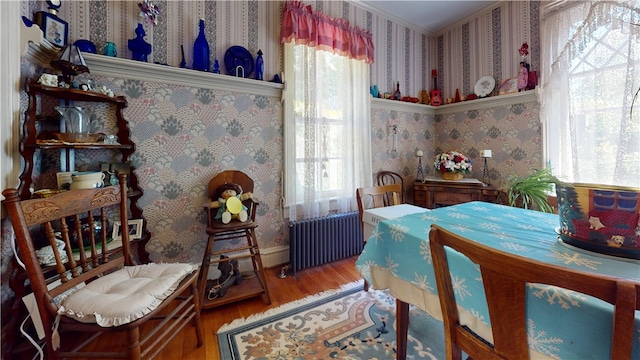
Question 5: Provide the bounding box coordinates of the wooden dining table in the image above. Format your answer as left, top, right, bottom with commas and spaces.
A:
355, 201, 640, 360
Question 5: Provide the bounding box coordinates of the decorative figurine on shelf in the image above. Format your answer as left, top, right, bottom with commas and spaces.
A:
255, 49, 264, 80
212, 59, 221, 74
518, 62, 530, 91
192, 19, 210, 72
128, 24, 152, 62
518, 42, 530, 92
103, 42, 117, 57
270, 74, 282, 83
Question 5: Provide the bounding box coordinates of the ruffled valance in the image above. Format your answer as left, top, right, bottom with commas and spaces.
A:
280, 0, 374, 64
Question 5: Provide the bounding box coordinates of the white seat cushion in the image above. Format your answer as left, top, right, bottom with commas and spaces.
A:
58, 263, 197, 327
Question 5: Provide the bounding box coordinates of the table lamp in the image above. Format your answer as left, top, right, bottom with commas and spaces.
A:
416, 150, 424, 181
480, 149, 492, 184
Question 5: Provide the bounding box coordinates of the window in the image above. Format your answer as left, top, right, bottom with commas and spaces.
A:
283, 42, 372, 221
541, 1, 640, 188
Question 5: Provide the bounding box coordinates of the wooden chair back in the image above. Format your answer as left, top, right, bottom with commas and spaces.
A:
356, 184, 402, 292
356, 184, 402, 238
429, 224, 638, 360
5, 179, 132, 312
2, 174, 203, 359
376, 171, 405, 204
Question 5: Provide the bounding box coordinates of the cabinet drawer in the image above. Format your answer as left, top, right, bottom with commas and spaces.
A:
433, 191, 474, 205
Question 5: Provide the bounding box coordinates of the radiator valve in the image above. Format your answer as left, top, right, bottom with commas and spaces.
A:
277, 264, 290, 279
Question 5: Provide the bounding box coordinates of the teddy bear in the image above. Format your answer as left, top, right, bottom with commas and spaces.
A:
210, 182, 252, 224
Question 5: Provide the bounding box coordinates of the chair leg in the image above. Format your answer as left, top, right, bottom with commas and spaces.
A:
190, 279, 204, 347
126, 328, 142, 360
198, 234, 215, 303
246, 229, 272, 304
396, 299, 409, 360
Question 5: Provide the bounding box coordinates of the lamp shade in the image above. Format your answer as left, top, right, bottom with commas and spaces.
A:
480, 149, 492, 158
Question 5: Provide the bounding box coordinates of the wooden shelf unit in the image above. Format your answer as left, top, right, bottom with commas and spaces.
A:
19, 78, 150, 262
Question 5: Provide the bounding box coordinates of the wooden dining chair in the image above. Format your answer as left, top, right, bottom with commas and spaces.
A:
429, 224, 638, 360
2, 175, 203, 360
376, 170, 405, 205
356, 183, 402, 291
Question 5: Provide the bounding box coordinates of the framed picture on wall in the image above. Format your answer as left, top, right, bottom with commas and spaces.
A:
35, 11, 68, 47
112, 219, 144, 240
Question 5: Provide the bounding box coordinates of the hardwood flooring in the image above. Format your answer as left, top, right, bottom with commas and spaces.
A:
57, 256, 362, 360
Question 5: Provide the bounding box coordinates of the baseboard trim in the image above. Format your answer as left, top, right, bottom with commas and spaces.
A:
259, 245, 289, 269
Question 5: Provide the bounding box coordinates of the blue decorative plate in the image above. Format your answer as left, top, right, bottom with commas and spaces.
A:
73, 39, 97, 54
224, 46, 254, 78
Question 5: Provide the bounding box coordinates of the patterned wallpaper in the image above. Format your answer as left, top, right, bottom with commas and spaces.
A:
6, 0, 543, 261
434, 100, 542, 186
23, 0, 539, 102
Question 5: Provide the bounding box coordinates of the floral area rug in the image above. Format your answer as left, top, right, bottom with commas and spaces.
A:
217, 280, 446, 359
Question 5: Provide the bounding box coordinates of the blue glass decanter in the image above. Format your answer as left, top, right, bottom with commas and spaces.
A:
192, 19, 210, 71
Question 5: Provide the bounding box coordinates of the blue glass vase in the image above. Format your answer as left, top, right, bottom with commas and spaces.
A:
192, 19, 210, 71
128, 24, 152, 62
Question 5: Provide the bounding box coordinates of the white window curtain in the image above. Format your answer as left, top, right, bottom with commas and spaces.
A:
283, 42, 372, 221
540, 1, 640, 188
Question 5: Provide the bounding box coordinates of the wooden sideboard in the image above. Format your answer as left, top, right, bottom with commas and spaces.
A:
414, 178, 500, 208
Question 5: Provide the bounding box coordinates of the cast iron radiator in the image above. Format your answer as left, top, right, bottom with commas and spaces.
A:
288, 211, 363, 275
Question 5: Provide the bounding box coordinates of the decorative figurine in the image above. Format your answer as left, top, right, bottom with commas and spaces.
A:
128, 24, 152, 62
103, 42, 117, 57
518, 61, 529, 91
192, 19, 210, 71
518, 42, 530, 92
270, 74, 282, 83
255, 49, 264, 80
212, 59, 221, 74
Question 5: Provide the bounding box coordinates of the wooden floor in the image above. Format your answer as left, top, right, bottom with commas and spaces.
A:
58, 257, 362, 360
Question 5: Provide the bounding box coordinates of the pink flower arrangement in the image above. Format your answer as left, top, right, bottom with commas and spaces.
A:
519, 42, 529, 57
434, 151, 472, 174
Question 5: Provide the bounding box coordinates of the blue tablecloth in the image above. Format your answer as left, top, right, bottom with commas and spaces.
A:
356, 201, 640, 360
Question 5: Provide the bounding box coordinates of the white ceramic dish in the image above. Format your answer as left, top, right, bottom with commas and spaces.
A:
474, 76, 496, 97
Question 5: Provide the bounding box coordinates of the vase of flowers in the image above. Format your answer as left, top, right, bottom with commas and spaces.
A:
434, 151, 472, 180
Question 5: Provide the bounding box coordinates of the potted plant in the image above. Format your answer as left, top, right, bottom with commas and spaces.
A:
501, 167, 559, 213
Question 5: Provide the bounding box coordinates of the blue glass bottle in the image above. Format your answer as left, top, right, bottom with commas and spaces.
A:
192, 19, 210, 71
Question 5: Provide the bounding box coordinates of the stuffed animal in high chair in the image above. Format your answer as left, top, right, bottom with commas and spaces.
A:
211, 182, 252, 224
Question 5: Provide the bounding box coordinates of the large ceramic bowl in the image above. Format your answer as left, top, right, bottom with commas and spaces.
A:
70, 171, 104, 189
556, 182, 640, 259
